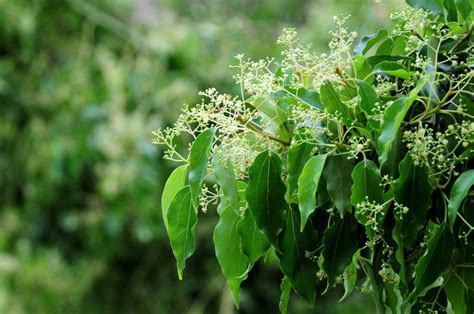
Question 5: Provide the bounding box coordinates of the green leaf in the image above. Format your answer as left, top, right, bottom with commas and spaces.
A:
166, 186, 197, 280
253, 96, 288, 127
212, 151, 240, 214
288, 143, 314, 199
375, 38, 394, 55
351, 160, 385, 240
356, 80, 380, 126
455, 0, 472, 20
354, 29, 389, 55
406, 0, 444, 15
448, 170, 474, 230
237, 209, 270, 264
278, 206, 318, 307
279, 276, 292, 314
444, 0, 458, 21
298, 154, 327, 231
162, 165, 188, 230
214, 204, 249, 307
445, 275, 467, 314
189, 128, 215, 209
339, 252, 359, 302
353, 56, 374, 83
410, 223, 454, 300
320, 80, 352, 125
322, 215, 359, 288
323, 155, 354, 217
374, 61, 412, 80
246, 151, 287, 248
383, 282, 403, 314
378, 74, 429, 167
393, 154, 433, 246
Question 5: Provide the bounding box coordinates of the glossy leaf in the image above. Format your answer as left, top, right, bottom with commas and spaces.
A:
393, 154, 433, 246
166, 186, 197, 280
378, 75, 429, 167
407, 0, 444, 15
214, 204, 249, 307
356, 80, 379, 119
445, 275, 467, 314
351, 160, 384, 240
279, 276, 292, 314
374, 61, 411, 80
448, 170, 474, 230
237, 210, 270, 264
162, 164, 188, 230
323, 155, 354, 217
189, 128, 215, 209
353, 55, 375, 83
288, 143, 314, 199
298, 154, 327, 231
320, 80, 352, 125
246, 151, 287, 248
455, 0, 472, 20
410, 223, 454, 299
339, 252, 359, 302
322, 215, 359, 288
354, 29, 389, 55
278, 206, 318, 307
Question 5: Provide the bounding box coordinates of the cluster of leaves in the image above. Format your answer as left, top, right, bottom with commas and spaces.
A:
158, 0, 474, 313
157, 0, 474, 313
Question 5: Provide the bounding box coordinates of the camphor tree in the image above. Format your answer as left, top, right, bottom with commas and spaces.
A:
153, 0, 473, 312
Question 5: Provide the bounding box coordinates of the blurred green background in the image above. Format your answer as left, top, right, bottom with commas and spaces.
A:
0, 0, 405, 313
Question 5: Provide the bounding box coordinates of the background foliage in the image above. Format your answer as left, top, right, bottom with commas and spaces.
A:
0, 0, 405, 313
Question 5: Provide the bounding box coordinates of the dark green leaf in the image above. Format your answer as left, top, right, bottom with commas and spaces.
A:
166, 186, 197, 280
298, 154, 327, 231
351, 160, 385, 240
410, 223, 454, 299
444, 0, 458, 21
288, 143, 314, 199
237, 209, 270, 264
323, 155, 354, 217
246, 151, 287, 248
320, 80, 352, 125
279, 276, 292, 314
356, 80, 380, 121
322, 215, 359, 287
393, 154, 433, 246
448, 170, 474, 230
339, 252, 359, 302
445, 275, 467, 314
214, 204, 249, 307
278, 206, 318, 307
189, 128, 215, 209
406, 0, 444, 15
374, 61, 411, 80
162, 164, 188, 230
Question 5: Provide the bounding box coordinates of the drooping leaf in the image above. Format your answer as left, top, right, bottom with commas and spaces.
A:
351, 160, 385, 240
339, 251, 359, 302
322, 215, 359, 288
323, 155, 354, 217
448, 170, 474, 230
320, 80, 352, 125
410, 223, 454, 300
278, 206, 318, 307
383, 282, 403, 314
374, 61, 412, 80
298, 155, 327, 231
237, 210, 271, 264
279, 276, 292, 314
246, 151, 287, 248
189, 128, 215, 209
288, 143, 314, 199
214, 204, 249, 307
393, 154, 433, 246
212, 151, 240, 214
162, 164, 188, 230
166, 186, 197, 280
